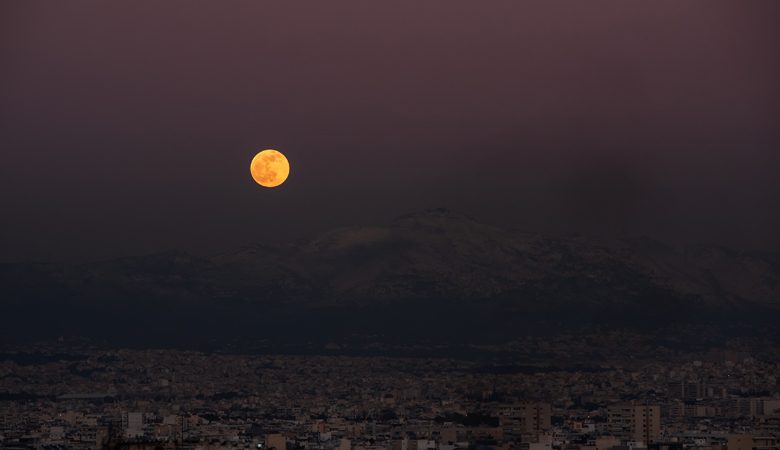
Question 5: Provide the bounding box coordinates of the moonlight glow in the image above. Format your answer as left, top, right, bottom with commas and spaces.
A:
250, 149, 290, 188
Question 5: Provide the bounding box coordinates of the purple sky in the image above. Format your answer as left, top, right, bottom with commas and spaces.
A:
2, 1, 779, 262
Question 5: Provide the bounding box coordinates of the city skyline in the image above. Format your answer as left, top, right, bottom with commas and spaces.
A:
2, 2, 780, 450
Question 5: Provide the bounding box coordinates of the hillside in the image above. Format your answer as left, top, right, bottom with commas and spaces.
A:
2, 209, 778, 345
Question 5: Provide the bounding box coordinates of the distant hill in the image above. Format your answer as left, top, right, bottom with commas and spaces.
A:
2, 208, 779, 346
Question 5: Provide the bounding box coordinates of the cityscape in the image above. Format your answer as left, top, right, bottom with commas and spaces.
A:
2, 332, 779, 449
3, 2, 780, 450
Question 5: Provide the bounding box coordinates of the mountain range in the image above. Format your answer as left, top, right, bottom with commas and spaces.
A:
2, 208, 779, 346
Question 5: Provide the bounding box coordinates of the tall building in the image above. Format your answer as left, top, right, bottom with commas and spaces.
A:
607, 403, 660, 444
668, 380, 705, 401
122, 412, 144, 438
499, 402, 552, 434
728, 398, 780, 418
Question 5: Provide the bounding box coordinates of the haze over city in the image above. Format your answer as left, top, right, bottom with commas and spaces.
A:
1, 2, 779, 450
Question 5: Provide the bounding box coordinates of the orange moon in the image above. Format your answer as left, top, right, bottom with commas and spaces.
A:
250, 149, 290, 188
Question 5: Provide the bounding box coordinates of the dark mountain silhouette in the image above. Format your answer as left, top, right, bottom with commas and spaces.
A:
2, 209, 779, 346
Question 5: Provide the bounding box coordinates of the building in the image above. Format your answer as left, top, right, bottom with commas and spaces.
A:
266, 433, 287, 450
499, 402, 552, 434
607, 403, 660, 445
122, 412, 144, 438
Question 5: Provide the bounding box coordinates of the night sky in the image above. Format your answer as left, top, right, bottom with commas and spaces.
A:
2, 1, 779, 262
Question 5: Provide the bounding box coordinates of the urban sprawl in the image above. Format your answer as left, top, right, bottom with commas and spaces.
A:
1, 333, 779, 450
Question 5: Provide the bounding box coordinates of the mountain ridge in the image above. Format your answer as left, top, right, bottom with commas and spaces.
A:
2, 208, 779, 345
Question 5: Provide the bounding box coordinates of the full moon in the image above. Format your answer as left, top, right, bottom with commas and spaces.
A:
250, 149, 290, 188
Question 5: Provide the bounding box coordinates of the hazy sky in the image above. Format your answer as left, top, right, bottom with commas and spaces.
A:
2, 1, 779, 262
